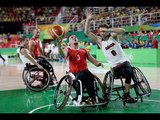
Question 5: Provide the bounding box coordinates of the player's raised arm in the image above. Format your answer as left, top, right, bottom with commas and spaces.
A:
84, 9, 102, 48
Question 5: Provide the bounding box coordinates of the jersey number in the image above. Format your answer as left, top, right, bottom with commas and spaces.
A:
111, 50, 117, 56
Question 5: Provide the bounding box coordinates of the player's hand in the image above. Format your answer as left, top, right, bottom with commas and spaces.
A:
86, 9, 94, 21
56, 37, 62, 47
97, 63, 104, 68
56, 36, 63, 42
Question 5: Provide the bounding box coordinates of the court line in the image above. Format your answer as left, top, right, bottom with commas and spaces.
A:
28, 104, 54, 113
28, 98, 160, 113
143, 99, 160, 103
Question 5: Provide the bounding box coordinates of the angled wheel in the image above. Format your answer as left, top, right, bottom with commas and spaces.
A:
103, 71, 114, 105
22, 67, 28, 83
37, 57, 58, 85
22, 63, 32, 83
132, 67, 151, 97
54, 74, 73, 110
93, 74, 108, 106
37, 56, 54, 75
24, 66, 50, 92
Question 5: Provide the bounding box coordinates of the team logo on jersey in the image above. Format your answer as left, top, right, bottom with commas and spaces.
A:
105, 43, 115, 50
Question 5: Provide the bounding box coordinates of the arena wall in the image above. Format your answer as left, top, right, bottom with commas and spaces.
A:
1, 47, 160, 64
95, 48, 160, 64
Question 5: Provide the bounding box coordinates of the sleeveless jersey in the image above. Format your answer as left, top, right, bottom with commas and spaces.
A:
17, 47, 36, 65
67, 47, 88, 73
29, 37, 41, 59
101, 37, 128, 67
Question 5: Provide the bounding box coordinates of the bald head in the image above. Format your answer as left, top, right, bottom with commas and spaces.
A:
33, 29, 40, 38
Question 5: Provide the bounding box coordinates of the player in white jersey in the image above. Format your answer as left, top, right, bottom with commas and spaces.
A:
84, 9, 135, 103
17, 36, 58, 87
17, 36, 43, 69
101, 37, 129, 67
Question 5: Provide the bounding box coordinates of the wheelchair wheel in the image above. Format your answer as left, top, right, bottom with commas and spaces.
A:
37, 56, 58, 85
132, 67, 151, 97
37, 56, 54, 75
93, 74, 108, 106
103, 71, 114, 104
24, 66, 50, 92
22, 68, 28, 83
44, 61, 54, 75
54, 74, 73, 110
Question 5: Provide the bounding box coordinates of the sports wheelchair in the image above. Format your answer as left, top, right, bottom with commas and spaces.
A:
53, 72, 109, 111
22, 56, 58, 92
103, 66, 151, 106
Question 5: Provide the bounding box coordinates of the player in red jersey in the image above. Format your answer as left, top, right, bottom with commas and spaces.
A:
28, 29, 45, 59
56, 34, 103, 105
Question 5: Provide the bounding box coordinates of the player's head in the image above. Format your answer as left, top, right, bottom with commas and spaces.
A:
67, 34, 78, 47
33, 28, 40, 38
20, 36, 29, 46
98, 23, 110, 39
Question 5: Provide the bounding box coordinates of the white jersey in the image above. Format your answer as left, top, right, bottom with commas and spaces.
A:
17, 47, 35, 65
101, 37, 129, 67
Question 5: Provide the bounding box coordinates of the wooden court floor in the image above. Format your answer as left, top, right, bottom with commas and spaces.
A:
0, 57, 160, 113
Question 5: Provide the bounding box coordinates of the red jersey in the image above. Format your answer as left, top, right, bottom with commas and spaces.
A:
29, 37, 40, 59
67, 47, 88, 73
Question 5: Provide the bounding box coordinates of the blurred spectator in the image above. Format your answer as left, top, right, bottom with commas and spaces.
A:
153, 30, 160, 35
74, 24, 78, 31
143, 40, 153, 48
152, 35, 158, 48
137, 36, 143, 48
68, 24, 74, 32
147, 30, 153, 41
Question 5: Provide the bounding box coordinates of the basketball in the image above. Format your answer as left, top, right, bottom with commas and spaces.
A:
49, 25, 65, 40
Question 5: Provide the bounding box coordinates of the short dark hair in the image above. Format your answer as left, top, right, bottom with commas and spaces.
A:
98, 23, 110, 29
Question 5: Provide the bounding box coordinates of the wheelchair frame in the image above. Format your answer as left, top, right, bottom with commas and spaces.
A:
53, 72, 109, 111
22, 57, 58, 92
103, 66, 151, 106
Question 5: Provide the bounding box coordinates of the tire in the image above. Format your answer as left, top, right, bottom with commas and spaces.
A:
132, 67, 151, 97
54, 75, 73, 110
24, 66, 50, 92
37, 56, 54, 76
93, 74, 109, 106
103, 71, 114, 105
37, 57, 58, 86
22, 67, 28, 83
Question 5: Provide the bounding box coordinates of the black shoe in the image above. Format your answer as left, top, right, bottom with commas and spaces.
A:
122, 92, 137, 103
